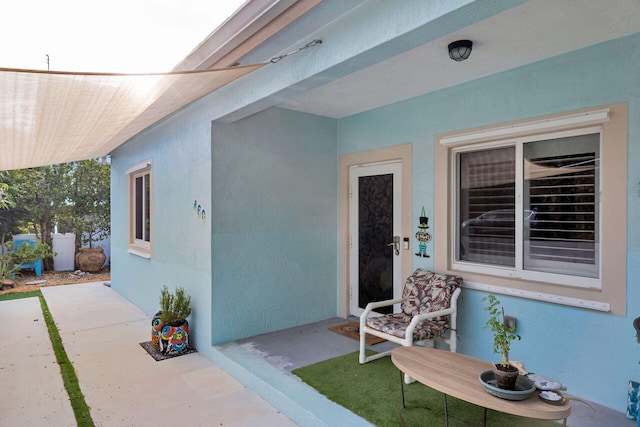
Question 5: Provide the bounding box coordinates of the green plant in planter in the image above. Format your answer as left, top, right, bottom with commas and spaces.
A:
159, 285, 191, 325
0, 253, 20, 289
155, 286, 192, 355
483, 294, 521, 368
7, 240, 55, 265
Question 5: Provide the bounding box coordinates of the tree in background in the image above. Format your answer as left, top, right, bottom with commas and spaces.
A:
8, 164, 72, 270
0, 180, 10, 209
0, 171, 19, 253
0, 159, 110, 271
62, 159, 111, 250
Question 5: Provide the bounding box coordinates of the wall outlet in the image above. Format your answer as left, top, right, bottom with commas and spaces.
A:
504, 315, 517, 330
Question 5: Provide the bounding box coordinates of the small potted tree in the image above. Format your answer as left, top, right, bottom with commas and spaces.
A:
75, 213, 109, 272
483, 294, 521, 390
152, 286, 191, 355
67, 158, 110, 273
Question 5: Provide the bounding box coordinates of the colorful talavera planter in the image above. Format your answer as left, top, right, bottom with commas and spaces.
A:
159, 320, 189, 354
150, 311, 190, 355
151, 311, 163, 346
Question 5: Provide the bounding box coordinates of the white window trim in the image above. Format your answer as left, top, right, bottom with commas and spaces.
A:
126, 159, 152, 174
434, 103, 627, 315
128, 159, 152, 258
128, 246, 151, 259
440, 108, 609, 147
464, 280, 610, 312
450, 126, 603, 290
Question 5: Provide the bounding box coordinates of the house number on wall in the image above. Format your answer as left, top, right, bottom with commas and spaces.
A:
193, 200, 206, 224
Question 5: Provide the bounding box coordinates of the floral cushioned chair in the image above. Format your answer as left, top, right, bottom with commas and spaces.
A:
359, 268, 462, 382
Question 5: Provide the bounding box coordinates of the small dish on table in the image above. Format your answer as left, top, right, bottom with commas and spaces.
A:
528, 374, 562, 391
539, 390, 566, 405
478, 370, 537, 401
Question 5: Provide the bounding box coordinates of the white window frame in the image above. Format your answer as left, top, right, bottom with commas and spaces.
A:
450, 126, 602, 289
127, 159, 152, 258
434, 104, 628, 315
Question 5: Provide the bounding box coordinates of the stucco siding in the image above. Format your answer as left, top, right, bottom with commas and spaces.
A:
211, 107, 338, 344
337, 33, 640, 412
110, 100, 214, 358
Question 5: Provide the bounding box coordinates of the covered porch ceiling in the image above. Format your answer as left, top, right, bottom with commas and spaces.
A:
269, 0, 640, 119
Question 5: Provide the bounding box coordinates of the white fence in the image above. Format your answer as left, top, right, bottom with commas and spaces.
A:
52, 234, 76, 271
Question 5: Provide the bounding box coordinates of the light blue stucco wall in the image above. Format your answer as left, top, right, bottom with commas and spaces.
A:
210, 108, 338, 344
110, 97, 215, 358
107, 0, 638, 412
337, 34, 640, 412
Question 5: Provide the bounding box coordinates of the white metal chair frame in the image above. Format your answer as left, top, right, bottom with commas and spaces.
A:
359, 285, 461, 382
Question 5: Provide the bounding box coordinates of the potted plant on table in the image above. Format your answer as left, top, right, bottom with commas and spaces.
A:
151, 286, 191, 355
483, 294, 521, 390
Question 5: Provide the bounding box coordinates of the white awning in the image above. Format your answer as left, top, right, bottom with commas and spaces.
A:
0, 64, 263, 170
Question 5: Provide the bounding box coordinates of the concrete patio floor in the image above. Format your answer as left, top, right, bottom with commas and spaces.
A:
1, 281, 636, 426
0, 296, 76, 426
1, 282, 298, 427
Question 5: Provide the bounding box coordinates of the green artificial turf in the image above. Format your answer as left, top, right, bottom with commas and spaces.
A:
293, 351, 557, 427
0, 290, 41, 301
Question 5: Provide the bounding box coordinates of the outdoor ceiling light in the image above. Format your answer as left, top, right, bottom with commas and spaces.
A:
448, 40, 473, 62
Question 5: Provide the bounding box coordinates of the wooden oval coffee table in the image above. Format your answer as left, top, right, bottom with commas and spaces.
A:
391, 347, 570, 426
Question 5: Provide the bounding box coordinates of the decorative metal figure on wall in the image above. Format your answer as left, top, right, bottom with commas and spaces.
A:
415, 207, 431, 258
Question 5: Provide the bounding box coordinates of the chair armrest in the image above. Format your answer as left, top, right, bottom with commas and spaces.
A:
360, 297, 403, 325
405, 304, 457, 340
364, 297, 403, 312
410, 307, 454, 324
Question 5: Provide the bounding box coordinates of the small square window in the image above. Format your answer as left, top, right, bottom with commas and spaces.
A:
128, 160, 152, 258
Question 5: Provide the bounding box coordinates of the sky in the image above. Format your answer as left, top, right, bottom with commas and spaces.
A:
0, 0, 247, 73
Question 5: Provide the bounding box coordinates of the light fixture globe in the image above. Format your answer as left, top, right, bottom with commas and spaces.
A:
448, 40, 473, 62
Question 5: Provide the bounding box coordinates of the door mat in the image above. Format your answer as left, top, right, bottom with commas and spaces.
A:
328, 322, 386, 345
139, 341, 197, 361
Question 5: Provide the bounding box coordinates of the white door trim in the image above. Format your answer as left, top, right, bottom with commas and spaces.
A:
349, 161, 402, 316
338, 144, 413, 318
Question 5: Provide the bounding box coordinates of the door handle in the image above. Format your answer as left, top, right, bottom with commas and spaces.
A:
387, 235, 400, 256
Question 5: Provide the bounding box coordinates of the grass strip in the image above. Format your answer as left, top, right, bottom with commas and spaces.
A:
0, 290, 41, 301
37, 292, 95, 427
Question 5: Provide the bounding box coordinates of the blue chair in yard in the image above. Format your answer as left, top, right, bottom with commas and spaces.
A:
14, 240, 43, 277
